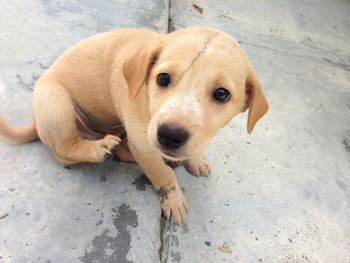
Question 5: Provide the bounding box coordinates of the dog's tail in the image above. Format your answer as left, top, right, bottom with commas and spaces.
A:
0, 116, 39, 144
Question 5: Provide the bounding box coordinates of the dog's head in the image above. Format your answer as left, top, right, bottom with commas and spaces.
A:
123, 27, 268, 160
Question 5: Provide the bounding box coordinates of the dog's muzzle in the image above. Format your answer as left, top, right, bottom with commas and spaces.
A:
157, 123, 189, 152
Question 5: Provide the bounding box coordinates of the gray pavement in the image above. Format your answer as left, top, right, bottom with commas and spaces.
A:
0, 0, 349, 262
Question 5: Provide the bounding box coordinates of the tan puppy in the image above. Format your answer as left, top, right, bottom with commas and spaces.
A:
0, 27, 268, 225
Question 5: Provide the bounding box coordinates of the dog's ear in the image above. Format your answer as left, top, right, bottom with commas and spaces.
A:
243, 65, 269, 134
123, 43, 162, 100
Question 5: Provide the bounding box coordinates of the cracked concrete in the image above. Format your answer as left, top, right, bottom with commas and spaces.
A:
1, 0, 350, 262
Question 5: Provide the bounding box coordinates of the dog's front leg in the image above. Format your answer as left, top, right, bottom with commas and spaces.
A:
128, 142, 188, 225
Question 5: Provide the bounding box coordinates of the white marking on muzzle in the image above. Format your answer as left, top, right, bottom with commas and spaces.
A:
158, 88, 203, 126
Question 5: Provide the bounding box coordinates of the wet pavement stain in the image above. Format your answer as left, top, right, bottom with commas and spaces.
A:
95, 219, 103, 226
80, 204, 138, 263
335, 179, 347, 190
170, 251, 181, 262
341, 137, 350, 153
100, 174, 107, 182
16, 74, 34, 91
132, 174, 152, 191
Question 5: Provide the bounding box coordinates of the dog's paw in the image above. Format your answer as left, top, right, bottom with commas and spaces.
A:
159, 183, 189, 225
93, 134, 121, 161
185, 156, 211, 177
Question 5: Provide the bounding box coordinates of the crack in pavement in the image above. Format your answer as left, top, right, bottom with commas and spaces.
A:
240, 40, 350, 72
158, 213, 182, 263
158, 214, 171, 263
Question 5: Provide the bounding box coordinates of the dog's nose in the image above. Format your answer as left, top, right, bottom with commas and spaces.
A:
157, 123, 189, 149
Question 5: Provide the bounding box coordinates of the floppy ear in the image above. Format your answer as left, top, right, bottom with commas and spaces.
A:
123, 43, 162, 100
244, 65, 269, 134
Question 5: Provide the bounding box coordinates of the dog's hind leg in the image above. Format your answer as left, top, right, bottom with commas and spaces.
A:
115, 143, 136, 163
33, 82, 121, 165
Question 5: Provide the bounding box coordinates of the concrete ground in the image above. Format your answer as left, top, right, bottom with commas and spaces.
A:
0, 0, 349, 262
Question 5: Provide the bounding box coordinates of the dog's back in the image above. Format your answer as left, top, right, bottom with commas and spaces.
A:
0, 28, 159, 144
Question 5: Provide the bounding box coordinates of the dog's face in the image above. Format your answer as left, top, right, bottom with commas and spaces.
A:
123, 27, 268, 160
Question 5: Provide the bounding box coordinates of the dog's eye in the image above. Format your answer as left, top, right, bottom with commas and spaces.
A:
213, 88, 230, 102
157, 73, 171, 87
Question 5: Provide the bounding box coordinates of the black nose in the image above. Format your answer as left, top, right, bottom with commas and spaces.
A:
157, 123, 189, 149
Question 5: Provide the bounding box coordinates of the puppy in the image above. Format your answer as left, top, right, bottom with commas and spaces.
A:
0, 27, 268, 225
